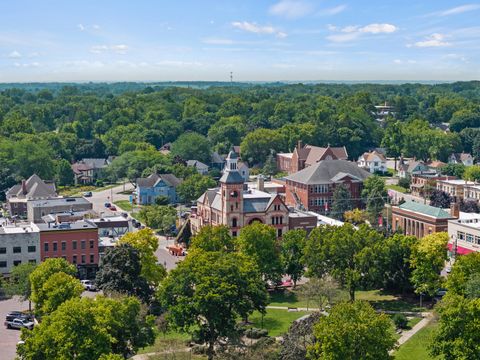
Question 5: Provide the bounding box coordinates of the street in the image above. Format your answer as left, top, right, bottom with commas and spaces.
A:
88, 183, 134, 216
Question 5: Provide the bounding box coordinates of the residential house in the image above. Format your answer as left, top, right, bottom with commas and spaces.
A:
211, 152, 225, 170
159, 143, 172, 155
190, 151, 316, 238
374, 101, 395, 124
391, 201, 458, 238
277, 140, 348, 174
72, 158, 108, 185
427, 160, 447, 172
6, 175, 57, 217
284, 159, 371, 213
187, 160, 209, 175
0, 223, 40, 275
436, 179, 476, 203
136, 173, 182, 205
357, 150, 387, 174
449, 152, 474, 167
397, 160, 434, 179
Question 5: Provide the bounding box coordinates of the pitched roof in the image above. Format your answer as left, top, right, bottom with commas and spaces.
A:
296, 145, 348, 165
450, 153, 473, 162
359, 151, 387, 162
285, 160, 371, 185
81, 158, 108, 169
397, 201, 453, 219
187, 160, 209, 169
211, 152, 225, 164
428, 160, 447, 168
136, 173, 182, 188
6, 174, 57, 200
219, 170, 245, 184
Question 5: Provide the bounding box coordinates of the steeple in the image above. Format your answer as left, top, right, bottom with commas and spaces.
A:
220, 150, 244, 184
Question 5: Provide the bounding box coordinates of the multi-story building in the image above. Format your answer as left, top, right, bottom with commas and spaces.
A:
191, 151, 316, 237
436, 179, 476, 202
135, 173, 182, 205
37, 221, 99, 279
5, 174, 57, 217
87, 216, 133, 258
448, 213, 480, 257
464, 185, 480, 202
391, 201, 457, 238
0, 223, 40, 275
27, 197, 93, 223
277, 141, 348, 174
409, 174, 456, 197
357, 150, 387, 174
284, 159, 371, 213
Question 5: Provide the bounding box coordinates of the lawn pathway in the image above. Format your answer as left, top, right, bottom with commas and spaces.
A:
396, 313, 433, 347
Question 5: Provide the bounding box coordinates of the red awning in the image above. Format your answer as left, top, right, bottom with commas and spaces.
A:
448, 243, 475, 255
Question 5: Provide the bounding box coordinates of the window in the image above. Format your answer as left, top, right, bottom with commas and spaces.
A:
81, 255, 86, 264
72, 241, 77, 250
0, 261, 6, 268
277, 229, 283, 237
89, 240, 94, 249
232, 231, 237, 237
28, 246, 36, 253
0, 247, 6, 254
90, 254, 95, 263
466, 234, 474, 243
280, 216, 283, 224
13, 246, 21, 254
13, 260, 21, 266
72, 255, 77, 264
457, 231, 465, 241
53, 242, 58, 252
61, 242, 66, 251
28, 259, 36, 264
44, 243, 49, 252
271, 217, 275, 225
81, 240, 86, 250
232, 218, 237, 227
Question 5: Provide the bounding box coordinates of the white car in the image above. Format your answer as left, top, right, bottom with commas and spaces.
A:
5, 318, 34, 330
81, 280, 97, 291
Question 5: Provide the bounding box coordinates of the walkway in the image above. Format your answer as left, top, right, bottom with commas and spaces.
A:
396, 313, 433, 347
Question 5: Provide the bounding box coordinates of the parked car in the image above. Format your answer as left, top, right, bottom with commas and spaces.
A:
109, 205, 117, 211
81, 280, 97, 292
5, 311, 33, 323
121, 212, 128, 218
83, 191, 93, 197
104, 202, 111, 208
5, 318, 34, 330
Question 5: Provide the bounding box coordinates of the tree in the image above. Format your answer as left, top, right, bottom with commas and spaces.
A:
308, 301, 396, 360
4, 262, 37, 305
240, 128, 286, 166
298, 276, 346, 311
158, 251, 268, 360
280, 312, 323, 360
466, 273, 480, 299
303, 224, 383, 301
171, 132, 211, 164
445, 252, 480, 296
429, 189, 452, 208
441, 163, 466, 178
95, 243, 153, 303
190, 225, 235, 253
463, 165, 480, 182
176, 173, 216, 203
460, 199, 480, 213
331, 184, 352, 220
343, 208, 367, 225
236, 222, 282, 283
18, 296, 155, 359
361, 175, 387, 223
154, 195, 170, 205
262, 150, 278, 176
54, 158, 74, 186
430, 294, 480, 360
410, 232, 448, 298
29, 258, 77, 316
137, 205, 177, 235
40, 272, 84, 315
281, 229, 306, 288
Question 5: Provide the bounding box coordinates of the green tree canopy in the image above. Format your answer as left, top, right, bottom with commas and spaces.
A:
281, 229, 307, 288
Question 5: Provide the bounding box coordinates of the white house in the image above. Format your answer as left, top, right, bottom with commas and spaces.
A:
449, 152, 474, 167
357, 151, 387, 174
186, 160, 209, 175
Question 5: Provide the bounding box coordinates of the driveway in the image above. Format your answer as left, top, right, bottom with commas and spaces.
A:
0, 297, 29, 360
87, 183, 134, 216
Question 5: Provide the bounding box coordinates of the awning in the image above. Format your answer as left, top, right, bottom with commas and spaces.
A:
448, 242, 475, 255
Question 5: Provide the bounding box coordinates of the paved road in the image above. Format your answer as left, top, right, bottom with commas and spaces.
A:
88, 183, 134, 216
0, 297, 30, 360
155, 236, 185, 271
388, 189, 429, 205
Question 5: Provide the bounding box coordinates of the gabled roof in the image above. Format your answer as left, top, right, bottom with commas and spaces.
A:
285, 160, 371, 185
397, 201, 453, 219
187, 160, 209, 169
296, 145, 348, 165
81, 158, 108, 169
358, 151, 387, 162
211, 152, 225, 164
6, 174, 57, 200
450, 153, 473, 162
136, 173, 182, 188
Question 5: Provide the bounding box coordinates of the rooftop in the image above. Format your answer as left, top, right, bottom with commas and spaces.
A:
438, 179, 476, 186
0, 223, 39, 235
449, 212, 480, 229
396, 201, 453, 219
36, 221, 97, 232
28, 197, 92, 207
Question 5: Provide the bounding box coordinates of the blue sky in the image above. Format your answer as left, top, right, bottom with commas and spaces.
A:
1, 0, 480, 82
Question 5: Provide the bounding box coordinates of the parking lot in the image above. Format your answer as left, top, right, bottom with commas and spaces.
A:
0, 297, 29, 360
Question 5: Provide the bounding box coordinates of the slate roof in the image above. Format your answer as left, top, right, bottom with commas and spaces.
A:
219, 171, 245, 184
6, 174, 57, 200
187, 160, 209, 169
397, 201, 453, 219
136, 173, 182, 188
285, 160, 371, 185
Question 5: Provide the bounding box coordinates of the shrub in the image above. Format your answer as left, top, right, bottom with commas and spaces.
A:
245, 327, 268, 339
398, 177, 410, 189
392, 313, 408, 329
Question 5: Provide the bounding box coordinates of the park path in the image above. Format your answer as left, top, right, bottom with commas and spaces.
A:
396, 313, 433, 347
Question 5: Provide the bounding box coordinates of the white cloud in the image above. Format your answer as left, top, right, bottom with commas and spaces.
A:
326, 23, 397, 42
439, 4, 480, 16
393, 59, 417, 65
90, 44, 128, 54
411, 33, 451, 48
443, 53, 468, 62
8, 50, 22, 58
269, 0, 313, 19
92, 24, 101, 30
13, 61, 40, 68
318, 4, 347, 16
232, 21, 287, 38
77, 24, 85, 31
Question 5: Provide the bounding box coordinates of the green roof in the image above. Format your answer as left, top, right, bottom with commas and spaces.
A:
398, 201, 452, 219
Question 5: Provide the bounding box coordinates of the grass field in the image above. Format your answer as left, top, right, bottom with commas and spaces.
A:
114, 200, 133, 211
387, 184, 408, 193
247, 309, 310, 337
394, 320, 439, 360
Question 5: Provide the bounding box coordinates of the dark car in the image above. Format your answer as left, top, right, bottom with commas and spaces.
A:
104, 202, 111, 208
6, 311, 33, 323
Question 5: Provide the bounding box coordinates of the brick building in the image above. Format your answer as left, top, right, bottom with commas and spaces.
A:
391, 201, 457, 238
436, 179, 476, 203
37, 221, 99, 279
284, 159, 371, 213
277, 141, 348, 174
409, 174, 456, 197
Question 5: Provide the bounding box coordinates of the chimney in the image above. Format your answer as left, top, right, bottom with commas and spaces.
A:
451, 202, 460, 219
257, 175, 265, 192
297, 140, 303, 150
21, 180, 27, 195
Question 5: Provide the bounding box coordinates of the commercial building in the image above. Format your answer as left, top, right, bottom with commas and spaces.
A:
27, 197, 93, 223
448, 213, 480, 257
87, 216, 133, 258
436, 179, 476, 203
391, 201, 457, 238
37, 221, 99, 279
409, 174, 456, 197
284, 159, 371, 213
0, 223, 40, 275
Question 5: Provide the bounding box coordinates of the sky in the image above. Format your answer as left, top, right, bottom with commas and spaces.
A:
1, 0, 480, 82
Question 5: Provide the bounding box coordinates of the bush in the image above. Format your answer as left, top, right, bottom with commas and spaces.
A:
95, 179, 105, 187
392, 313, 408, 329
245, 327, 268, 339
397, 177, 410, 189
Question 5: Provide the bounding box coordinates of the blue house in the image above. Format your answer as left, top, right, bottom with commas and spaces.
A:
135, 173, 182, 205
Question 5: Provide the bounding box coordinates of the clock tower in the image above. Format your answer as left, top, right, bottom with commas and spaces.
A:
219, 150, 244, 233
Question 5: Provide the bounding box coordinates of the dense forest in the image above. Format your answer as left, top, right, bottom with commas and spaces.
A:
1, 80, 480, 198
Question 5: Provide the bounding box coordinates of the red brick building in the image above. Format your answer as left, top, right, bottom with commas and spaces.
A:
285, 160, 371, 213
277, 141, 348, 174
37, 221, 99, 279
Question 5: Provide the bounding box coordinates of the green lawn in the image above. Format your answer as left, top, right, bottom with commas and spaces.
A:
114, 200, 133, 211
247, 309, 310, 337
394, 320, 439, 360
138, 331, 191, 354
387, 184, 408, 193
